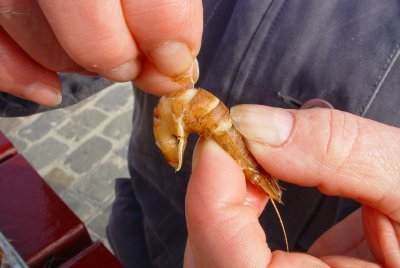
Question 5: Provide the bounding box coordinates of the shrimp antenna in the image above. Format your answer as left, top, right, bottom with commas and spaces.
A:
269, 198, 289, 252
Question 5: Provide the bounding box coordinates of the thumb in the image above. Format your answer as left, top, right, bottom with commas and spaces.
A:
185, 138, 270, 268
230, 105, 400, 223
184, 138, 328, 268
123, 0, 202, 76
124, 0, 202, 95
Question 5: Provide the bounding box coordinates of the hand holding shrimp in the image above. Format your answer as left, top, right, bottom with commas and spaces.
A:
154, 87, 291, 252
0, 0, 202, 105
184, 105, 400, 267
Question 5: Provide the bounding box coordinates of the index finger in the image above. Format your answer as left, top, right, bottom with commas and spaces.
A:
230, 105, 400, 222
122, 0, 203, 77
38, 0, 141, 82
185, 138, 330, 267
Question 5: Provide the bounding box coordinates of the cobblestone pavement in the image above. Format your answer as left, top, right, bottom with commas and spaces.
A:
0, 82, 134, 251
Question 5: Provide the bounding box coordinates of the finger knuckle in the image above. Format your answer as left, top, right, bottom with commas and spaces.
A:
311, 109, 362, 196
320, 109, 400, 202
321, 110, 359, 173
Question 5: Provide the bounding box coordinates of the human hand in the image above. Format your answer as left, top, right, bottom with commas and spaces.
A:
184, 105, 400, 267
0, 0, 202, 106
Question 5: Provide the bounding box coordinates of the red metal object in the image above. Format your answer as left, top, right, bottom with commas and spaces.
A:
0, 154, 93, 267
0, 132, 17, 163
0, 132, 122, 267
60, 242, 122, 268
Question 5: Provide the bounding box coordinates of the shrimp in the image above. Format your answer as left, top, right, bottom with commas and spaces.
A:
153, 87, 282, 202
153, 88, 289, 251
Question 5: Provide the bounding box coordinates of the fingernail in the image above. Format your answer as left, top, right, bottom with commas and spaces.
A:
192, 137, 205, 171
149, 41, 193, 77
172, 58, 199, 88
192, 138, 222, 171
25, 82, 62, 107
230, 105, 294, 146
191, 58, 200, 84
103, 59, 141, 82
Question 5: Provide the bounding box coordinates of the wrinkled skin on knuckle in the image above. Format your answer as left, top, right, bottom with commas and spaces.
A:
321, 110, 358, 174
319, 110, 362, 195
349, 117, 400, 206
307, 109, 400, 209
296, 109, 366, 197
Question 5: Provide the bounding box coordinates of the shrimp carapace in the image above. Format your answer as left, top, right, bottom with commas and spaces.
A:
153, 88, 283, 203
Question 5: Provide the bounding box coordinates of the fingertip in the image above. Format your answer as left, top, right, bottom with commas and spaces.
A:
187, 138, 245, 210
23, 82, 62, 107
0, 27, 62, 107
122, 0, 203, 77
172, 58, 199, 88
100, 58, 142, 82
134, 58, 199, 95
191, 137, 205, 171
320, 255, 380, 267
230, 104, 294, 147
191, 138, 242, 180
148, 41, 194, 77
190, 138, 268, 214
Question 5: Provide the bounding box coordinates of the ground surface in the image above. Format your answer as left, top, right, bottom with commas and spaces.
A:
0, 82, 134, 250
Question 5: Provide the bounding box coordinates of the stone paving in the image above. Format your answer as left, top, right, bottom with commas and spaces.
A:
0, 82, 134, 251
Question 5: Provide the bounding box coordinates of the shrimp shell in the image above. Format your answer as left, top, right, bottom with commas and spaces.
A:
153, 88, 282, 203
